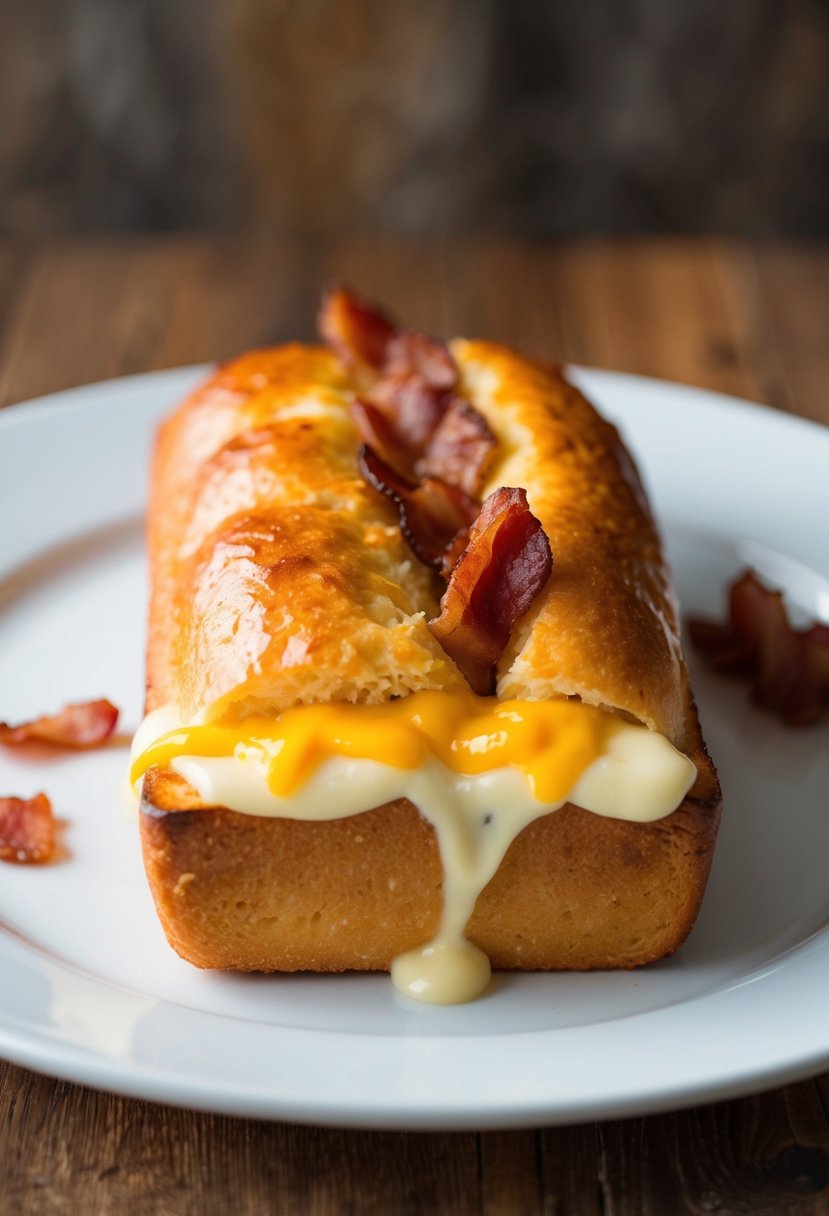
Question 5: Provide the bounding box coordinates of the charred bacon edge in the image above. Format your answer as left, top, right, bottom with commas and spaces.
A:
0, 792, 55, 864
0, 698, 120, 749
429, 488, 553, 695
321, 287, 554, 691
358, 445, 478, 574
688, 569, 829, 725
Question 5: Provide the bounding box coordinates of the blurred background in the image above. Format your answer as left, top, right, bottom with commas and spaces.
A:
1, 0, 828, 240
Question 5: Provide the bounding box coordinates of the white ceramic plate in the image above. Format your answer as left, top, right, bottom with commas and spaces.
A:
1, 366, 828, 1130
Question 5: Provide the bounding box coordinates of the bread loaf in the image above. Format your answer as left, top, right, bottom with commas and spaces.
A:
133, 294, 721, 1002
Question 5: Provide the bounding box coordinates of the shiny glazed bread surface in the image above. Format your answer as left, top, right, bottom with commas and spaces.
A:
148, 343, 685, 738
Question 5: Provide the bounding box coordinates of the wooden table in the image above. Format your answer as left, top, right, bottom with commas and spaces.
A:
1, 237, 828, 1215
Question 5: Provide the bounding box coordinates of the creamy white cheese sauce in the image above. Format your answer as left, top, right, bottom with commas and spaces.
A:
132, 707, 696, 1004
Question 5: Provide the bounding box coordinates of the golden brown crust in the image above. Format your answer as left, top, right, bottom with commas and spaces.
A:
148, 341, 685, 735
147, 344, 463, 720
139, 717, 720, 972
454, 342, 686, 748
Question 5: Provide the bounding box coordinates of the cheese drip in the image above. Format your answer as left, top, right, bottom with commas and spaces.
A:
131, 693, 697, 1005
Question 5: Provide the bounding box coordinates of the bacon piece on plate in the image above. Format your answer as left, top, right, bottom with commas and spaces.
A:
417, 398, 497, 497
0, 793, 55, 864
359, 446, 478, 574
429, 487, 553, 694
688, 570, 829, 724
0, 699, 119, 749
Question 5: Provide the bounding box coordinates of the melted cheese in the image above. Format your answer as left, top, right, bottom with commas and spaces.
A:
131, 693, 696, 1005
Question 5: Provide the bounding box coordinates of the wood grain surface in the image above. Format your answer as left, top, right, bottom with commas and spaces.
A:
1, 237, 828, 1215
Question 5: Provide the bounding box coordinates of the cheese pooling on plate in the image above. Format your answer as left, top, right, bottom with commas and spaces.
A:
131, 692, 696, 1004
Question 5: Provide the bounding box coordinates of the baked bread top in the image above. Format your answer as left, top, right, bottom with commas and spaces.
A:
147, 339, 686, 747
457, 341, 686, 747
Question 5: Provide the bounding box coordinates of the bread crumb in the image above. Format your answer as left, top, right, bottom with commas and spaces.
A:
174, 872, 196, 896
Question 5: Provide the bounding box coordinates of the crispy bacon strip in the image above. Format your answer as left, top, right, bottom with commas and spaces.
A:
318, 285, 395, 370
349, 392, 449, 470
0, 699, 119, 749
359, 446, 478, 574
349, 399, 411, 470
370, 373, 453, 453
323, 286, 496, 496
324, 287, 554, 691
429, 487, 553, 695
383, 330, 458, 391
318, 285, 455, 385
417, 399, 497, 497
0, 793, 55, 864
688, 570, 829, 725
